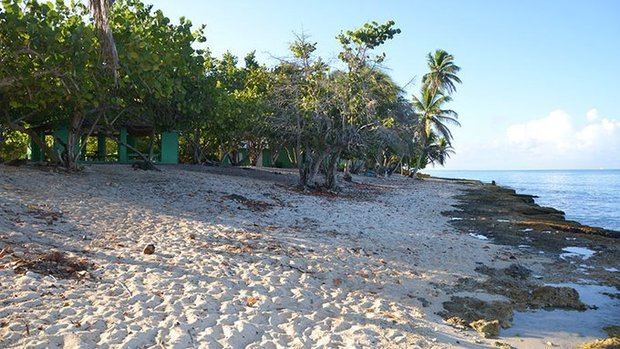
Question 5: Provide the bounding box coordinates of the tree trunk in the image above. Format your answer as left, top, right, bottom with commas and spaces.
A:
59, 114, 84, 171
411, 149, 427, 178
324, 151, 340, 190
343, 159, 352, 182
194, 133, 202, 164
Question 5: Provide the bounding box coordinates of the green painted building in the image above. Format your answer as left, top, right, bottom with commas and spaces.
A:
28, 124, 179, 164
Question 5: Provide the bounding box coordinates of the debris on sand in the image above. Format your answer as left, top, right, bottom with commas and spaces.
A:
25, 204, 63, 225
470, 319, 500, 338
223, 194, 273, 212
9, 251, 93, 279
445, 316, 468, 329
143, 244, 156, 255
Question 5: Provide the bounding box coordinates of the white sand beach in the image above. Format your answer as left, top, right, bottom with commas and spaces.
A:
0, 165, 615, 348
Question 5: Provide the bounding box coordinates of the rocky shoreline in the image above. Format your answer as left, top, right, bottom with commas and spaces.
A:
439, 178, 620, 347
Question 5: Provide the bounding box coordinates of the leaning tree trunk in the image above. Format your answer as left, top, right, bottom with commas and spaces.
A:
411, 149, 427, 179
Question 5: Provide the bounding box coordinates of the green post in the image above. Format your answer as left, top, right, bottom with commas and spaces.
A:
276, 148, 294, 168
160, 131, 179, 164
240, 149, 250, 166
262, 149, 271, 167
53, 126, 68, 156
118, 128, 128, 163
127, 135, 137, 148
126, 134, 137, 161
29, 133, 44, 162
97, 133, 107, 161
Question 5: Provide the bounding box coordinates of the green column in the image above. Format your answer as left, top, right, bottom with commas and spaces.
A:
29, 133, 44, 162
118, 128, 128, 163
160, 131, 179, 164
53, 126, 68, 156
240, 149, 250, 166
276, 148, 294, 168
127, 135, 137, 148
97, 133, 107, 161
126, 135, 137, 161
262, 149, 271, 167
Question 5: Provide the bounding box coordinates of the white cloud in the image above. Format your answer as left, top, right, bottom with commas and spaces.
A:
576, 117, 620, 148
506, 110, 574, 153
444, 109, 620, 170
586, 108, 599, 122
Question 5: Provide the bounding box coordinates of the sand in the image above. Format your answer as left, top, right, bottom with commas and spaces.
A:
0, 164, 615, 348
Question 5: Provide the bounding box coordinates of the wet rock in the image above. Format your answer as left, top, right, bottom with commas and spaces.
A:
464, 265, 588, 312
604, 325, 620, 338
440, 296, 514, 328
470, 319, 500, 338
529, 286, 587, 310
143, 244, 155, 255
482, 277, 530, 306
580, 338, 620, 349
503, 264, 532, 280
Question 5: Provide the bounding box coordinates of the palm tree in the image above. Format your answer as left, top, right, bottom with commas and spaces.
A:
410, 88, 459, 176
89, 0, 119, 84
427, 136, 455, 167
422, 49, 461, 95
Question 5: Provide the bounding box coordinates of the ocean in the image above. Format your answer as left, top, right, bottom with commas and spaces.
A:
425, 169, 620, 232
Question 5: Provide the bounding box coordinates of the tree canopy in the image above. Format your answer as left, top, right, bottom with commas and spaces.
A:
1, 0, 462, 189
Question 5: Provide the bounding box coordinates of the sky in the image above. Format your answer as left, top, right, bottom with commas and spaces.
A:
145, 0, 620, 170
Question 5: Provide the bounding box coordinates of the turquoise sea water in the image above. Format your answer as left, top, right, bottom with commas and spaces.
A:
425, 169, 620, 232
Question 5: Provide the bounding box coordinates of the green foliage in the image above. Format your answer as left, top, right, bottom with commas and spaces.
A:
0, 129, 28, 161
0, 0, 207, 168
422, 49, 462, 95
0, 2, 460, 180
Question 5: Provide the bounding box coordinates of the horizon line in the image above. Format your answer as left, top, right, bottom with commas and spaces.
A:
425, 168, 620, 172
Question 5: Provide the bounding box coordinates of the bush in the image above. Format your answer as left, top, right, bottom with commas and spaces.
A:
0, 129, 28, 162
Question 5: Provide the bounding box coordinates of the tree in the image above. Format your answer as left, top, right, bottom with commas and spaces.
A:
422, 49, 462, 95
268, 34, 331, 187
426, 135, 455, 167
1, 0, 207, 169
322, 20, 401, 189
410, 88, 459, 175
1, 0, 108, 169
